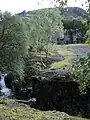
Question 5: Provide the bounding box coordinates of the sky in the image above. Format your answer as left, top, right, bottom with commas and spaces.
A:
0, 0, 88, 14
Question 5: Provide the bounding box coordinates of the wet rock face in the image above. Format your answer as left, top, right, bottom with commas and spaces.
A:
4, 74, 13, 89
30, 69, 90, 118
32, 76, 80, 112
28, 69, 78, 112
30, 77, 90, 118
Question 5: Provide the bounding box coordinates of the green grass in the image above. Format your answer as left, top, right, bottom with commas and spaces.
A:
49, 44, 90, 69
50, 56, 74, 69
31, 44, 90, 69
49, 44, 75, 69
84, 44, 90, 48
30, 44, 74, 69
0, 99, 88, 120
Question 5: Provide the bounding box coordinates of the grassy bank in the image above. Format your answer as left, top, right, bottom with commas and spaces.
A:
0, 99, 88, 120
50, 44, 90, 69
85, 44, 90, 48
49, 44, 74, 69
32, 44, 90, 69
50, 55, 74, 68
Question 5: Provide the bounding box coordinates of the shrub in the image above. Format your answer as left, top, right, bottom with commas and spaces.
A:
72, 55, 90, 94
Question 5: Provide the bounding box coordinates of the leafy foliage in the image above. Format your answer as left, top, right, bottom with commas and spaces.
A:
23, 8, 64, 73
0, 11, 29, 85
86, 23, 90, 43
86, 38, 90, 43
0, 9, 64, 89
72, 55, 90, 94
63, 19, 88, 31
24, 8, 64, 53
63, 19, 88, 42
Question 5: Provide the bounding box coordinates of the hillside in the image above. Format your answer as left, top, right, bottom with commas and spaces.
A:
62, 7, 88, 19
18, 7, 88, 20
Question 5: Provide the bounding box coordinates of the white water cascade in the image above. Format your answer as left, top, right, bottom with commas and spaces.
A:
0, 74, 12, 98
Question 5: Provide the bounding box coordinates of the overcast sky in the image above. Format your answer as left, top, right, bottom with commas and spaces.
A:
0, 0, 88, 14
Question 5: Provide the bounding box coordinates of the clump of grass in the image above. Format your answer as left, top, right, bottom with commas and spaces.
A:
50, 56, 74, 69
84, 44, 90, 49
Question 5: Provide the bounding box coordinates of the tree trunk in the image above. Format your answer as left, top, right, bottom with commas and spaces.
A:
40, 52, 46, 67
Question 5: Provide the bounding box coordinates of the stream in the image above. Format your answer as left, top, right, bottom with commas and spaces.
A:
0, 73, 12, 98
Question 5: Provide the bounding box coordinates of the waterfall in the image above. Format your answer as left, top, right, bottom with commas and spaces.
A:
0, 73, 12, 98
0, 74, 6, 89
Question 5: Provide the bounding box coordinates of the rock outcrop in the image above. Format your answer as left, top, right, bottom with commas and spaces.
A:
62, 7, 88, 19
